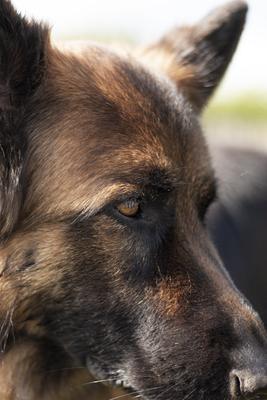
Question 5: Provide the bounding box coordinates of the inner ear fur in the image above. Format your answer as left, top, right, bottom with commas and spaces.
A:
140, 0, 248, 111
0, 0, 50, 239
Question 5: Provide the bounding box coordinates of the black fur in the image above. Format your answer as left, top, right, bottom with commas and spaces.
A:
0, 0, 49, 239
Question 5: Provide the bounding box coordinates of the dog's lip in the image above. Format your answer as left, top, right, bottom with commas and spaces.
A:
85, 357, 109, 384
85, 360, 230, 400
112, 368, 133, 390
85, 359, 134, 391
114, 378, 133, 389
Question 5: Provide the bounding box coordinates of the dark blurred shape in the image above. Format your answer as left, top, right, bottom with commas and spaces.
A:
208, 145, 267, 324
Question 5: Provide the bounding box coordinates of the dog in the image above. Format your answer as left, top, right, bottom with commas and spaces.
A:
0, 0, 267, 399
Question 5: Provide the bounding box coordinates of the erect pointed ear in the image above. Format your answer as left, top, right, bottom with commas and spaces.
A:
141, 0, 248, 111
0, 0, 50, 239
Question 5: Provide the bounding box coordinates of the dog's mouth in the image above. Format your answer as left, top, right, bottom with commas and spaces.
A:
86, 358, 135, 393
113, 372, 133, 390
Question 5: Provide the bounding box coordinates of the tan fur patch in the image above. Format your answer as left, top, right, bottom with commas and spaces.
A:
150, 276, 193, 317
138, 45, 200, 107
138, 46, 194, 82
0, 339, 129, 400
0, 225, 70, 333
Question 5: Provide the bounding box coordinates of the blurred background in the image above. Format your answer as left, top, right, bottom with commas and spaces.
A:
13, 0, 267, 148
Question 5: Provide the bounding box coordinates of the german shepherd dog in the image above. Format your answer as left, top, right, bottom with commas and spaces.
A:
0, 0, 267, 399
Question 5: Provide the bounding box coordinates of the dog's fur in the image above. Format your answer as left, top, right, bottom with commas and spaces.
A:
0, 1, 267, 399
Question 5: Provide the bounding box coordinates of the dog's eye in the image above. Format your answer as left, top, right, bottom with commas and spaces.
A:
116, 199, 140, 217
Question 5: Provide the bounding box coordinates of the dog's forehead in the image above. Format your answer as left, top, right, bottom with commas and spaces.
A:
25, 46, 210, 218
49, 45, 195, 140
45, 46, 206, 164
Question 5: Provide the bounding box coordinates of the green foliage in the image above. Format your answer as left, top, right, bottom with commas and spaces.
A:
204, 92, 267, 122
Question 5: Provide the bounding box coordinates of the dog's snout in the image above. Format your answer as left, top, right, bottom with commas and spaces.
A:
228, 309, 267, 399
230, 369, 267, 399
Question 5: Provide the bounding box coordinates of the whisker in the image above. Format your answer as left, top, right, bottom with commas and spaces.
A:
108, 386, 160, 400
153, 370, 187, 400
83, 378, 117, 386
181, 387, 196, 400
0, 307, 14, 352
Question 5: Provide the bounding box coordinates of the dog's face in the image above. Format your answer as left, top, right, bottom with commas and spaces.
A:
0, 1, 267, 400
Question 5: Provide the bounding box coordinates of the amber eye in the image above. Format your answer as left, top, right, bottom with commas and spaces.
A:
116, 199, 140, 217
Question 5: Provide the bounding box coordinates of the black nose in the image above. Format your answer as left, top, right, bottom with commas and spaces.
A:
230, 370, 267, 398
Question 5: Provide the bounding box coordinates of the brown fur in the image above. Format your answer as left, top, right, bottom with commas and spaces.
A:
0, 339, 129, 400
2, 2, 266, 400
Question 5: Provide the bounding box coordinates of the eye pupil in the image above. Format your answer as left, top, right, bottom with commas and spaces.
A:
116, 200, 140, 217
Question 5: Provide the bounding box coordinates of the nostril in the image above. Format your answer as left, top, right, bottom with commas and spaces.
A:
230, 372, 242, 398
230, 370, 267, 398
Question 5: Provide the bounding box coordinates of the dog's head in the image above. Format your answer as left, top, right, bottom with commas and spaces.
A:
0, 1, 267, 399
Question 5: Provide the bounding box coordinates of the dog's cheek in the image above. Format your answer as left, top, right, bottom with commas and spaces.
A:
22, 218, 135, 364
0, 225, 72, 336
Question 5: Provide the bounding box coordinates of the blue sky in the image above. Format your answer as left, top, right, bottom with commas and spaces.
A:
12, 0, 267, 100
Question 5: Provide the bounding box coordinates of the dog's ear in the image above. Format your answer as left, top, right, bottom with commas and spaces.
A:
0, 0, 50, 239
141, 0, 248, 111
